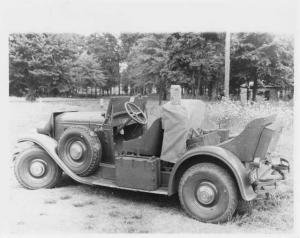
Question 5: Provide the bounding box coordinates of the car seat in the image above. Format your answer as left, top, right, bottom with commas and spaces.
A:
122, 118, 164, 157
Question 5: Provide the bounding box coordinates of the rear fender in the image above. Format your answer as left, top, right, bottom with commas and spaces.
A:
168, 146, 257, 201
17, 133, 93, 185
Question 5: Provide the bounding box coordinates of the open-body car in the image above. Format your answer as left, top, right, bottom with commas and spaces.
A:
13, 96, 289, 223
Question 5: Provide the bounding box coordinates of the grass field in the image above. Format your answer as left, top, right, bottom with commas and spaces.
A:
8, 97, 294, 233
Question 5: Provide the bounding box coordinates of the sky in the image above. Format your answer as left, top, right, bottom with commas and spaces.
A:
0, 0, 298, 34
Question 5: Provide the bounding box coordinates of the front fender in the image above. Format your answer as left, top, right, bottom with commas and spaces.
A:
17, 133, 94, 186
168, 146, 257, 201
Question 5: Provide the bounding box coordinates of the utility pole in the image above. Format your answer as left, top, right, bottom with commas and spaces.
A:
224, 32, 230, 98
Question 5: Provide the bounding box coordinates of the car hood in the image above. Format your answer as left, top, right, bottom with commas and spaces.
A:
55, 111, 105, 124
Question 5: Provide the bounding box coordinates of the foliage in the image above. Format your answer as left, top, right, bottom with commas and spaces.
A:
125, 34, 167, 97
119, 33, 145, 61
9, 33, 83, 99
69, 51, 106, 91
86, 33, 121, 91
231, 33, 294, 100
163, 32, 225, 98
9, 32, 294, 101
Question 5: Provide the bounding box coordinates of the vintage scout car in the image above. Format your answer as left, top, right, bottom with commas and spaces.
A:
13, 96, 289, 223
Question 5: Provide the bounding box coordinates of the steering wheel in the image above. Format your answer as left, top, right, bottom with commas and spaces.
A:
124, 102, 148, 125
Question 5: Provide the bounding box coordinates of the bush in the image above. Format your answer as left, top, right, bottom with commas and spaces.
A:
25, 90, 37, 102
206, 98, 293, 134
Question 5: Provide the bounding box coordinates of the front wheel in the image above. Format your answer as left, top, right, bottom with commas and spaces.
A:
14, 146, 62, 189
178, 163, 238, 223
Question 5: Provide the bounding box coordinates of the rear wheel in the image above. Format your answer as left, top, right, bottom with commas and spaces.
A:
178, 163, 238, 223
58, 126, 101, 176
14, 146, 62, 189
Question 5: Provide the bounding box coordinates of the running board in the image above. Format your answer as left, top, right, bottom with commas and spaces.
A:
91, 176, 168, 195
17, 134, 169, 195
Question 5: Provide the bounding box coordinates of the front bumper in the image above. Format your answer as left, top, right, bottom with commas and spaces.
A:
249, 157, 290, 194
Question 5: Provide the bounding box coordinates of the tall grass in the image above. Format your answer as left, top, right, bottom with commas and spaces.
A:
206, 98, 293, 133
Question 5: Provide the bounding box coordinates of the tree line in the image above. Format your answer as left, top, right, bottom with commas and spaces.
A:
9, 32, 294, 102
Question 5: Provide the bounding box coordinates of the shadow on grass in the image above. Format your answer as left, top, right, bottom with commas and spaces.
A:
56, 172, 293, 231
57, 173, 181, 212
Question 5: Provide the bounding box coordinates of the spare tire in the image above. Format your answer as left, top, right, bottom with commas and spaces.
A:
58, 126, 101, 176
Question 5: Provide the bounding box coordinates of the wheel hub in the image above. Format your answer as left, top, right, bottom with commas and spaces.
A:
196, 182, 217, 205
69, 141, 85, 161
30, 160, 46, 177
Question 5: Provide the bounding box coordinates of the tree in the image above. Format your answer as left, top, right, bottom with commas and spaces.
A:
119, 33, 145, 61
9, 33, 54, 100
9, 33, 83, 99
69, 51, 106, 96
164, 32, 225, 98
125, 34, 168, 103
86, 33, 121, 94
231, 33, 294, 101
9, 32, 294, 101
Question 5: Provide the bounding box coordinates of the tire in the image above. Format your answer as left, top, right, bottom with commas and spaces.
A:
57, 126, 101, 177
14, 145, 62, 189
178, 163, 238, 223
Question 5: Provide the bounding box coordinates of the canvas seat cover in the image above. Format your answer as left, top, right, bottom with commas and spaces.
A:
160, 99, 206, 163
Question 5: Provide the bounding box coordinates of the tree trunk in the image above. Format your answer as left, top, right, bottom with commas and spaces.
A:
25, 88, 36, 101
197, 76, 201, 96
246, 82, 250, 101
118, 63, 121, 95
199, 80, 203, 96
159, 91, 162, 105
212, 82, 218, 100
192, 71, 196, 98
224, 32, 231, 98
252, 78, 258, 101
163, 89, 167, 101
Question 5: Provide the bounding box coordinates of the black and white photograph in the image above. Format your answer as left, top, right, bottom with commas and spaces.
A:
1, 0, 298, 235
